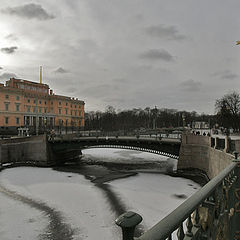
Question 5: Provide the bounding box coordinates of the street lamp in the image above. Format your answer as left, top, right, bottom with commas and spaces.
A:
44, 117, 47, 133
66, 119, 68, 134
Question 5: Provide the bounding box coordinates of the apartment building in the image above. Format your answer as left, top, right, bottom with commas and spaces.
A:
0, 78, 85, 134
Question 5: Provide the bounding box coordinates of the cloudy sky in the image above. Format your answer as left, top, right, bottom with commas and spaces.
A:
0, 0, 240, 114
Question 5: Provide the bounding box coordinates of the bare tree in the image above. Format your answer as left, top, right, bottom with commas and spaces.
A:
215, 91, 240, 130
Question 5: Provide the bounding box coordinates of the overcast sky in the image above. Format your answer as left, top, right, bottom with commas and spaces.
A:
0, 0, 240, 114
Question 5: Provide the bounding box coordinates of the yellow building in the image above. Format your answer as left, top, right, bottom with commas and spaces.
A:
0, 78, 85, 134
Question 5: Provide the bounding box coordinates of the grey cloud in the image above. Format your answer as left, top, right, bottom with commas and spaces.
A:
112, 78, 128, 83
212, 70, 238, 80
145, 24, 186, 40
1, 46, 18, 54
139, 49, 174, 62
0, 72, 17, 80
2, 3, 55, 20
0, 67, 3, 70
83, 84, 121, 98
103, 97, 127, 104
180, 79, 202, 92
54, 67, 69, 74
5, 34, 18, 41
66, 87, 77, 93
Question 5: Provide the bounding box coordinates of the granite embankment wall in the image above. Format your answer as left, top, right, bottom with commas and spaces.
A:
0, 135, 51, 166
177, 134, 240, 179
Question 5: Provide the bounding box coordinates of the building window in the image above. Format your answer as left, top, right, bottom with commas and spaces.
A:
16, 117, 20, 125
16, 96, 20, 101
66, 102, 68, 106
39, 100, 42, 104
5, 103, 9, 111
79, 111, 81, 116
75, 105, 77, 108
59, 108, 62, 114
71, 110, 72, 115
51, 101, 53, 105
28, 99, 30, 103
65, 109, 68, 115
75, 110, 77, 116
59, 101, 62, 105
45, 101, 47, 105
50, 107, 53, 113
44, 108, 47, 113
5, 95, 9, 99
33, 99, 36, 104
33, 107, 36, 113
27, 106, 31, 112
71, 104, 72, 108
16, 104, 20, 112
39, 107, 42, 113
5, 117, 9, 124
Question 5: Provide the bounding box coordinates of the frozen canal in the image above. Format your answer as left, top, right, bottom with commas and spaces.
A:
0, 148, 201, 240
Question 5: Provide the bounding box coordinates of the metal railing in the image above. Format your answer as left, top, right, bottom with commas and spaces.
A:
76, 131, 182, 139
115, 154, 240, 240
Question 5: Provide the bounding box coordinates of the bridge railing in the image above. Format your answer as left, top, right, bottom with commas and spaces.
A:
115, 155, 240, 240
61, 131, 182, 140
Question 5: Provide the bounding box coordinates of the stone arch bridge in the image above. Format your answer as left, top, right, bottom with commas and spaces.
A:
48, 136, 181, 164
0, 135, 181, 166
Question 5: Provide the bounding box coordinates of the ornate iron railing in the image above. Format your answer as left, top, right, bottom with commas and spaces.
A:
115, 154, 240, 240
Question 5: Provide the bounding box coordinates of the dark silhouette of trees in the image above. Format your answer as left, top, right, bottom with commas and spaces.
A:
84, 106, 214, 132
215, 91, 240, 130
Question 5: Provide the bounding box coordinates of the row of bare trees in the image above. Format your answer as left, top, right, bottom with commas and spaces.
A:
84, 105, 214, 132
83, 91, 240, 132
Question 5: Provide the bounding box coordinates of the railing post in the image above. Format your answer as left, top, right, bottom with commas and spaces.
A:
115, 211, 142, 240
231, 152, 240, 240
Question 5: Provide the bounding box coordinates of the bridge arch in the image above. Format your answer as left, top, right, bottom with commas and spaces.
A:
83, 145, 179, 159
48, 136, 181, 164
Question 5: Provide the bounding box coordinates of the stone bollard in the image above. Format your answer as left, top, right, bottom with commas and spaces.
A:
115, 211, 143, 240
234, 151, 239, 160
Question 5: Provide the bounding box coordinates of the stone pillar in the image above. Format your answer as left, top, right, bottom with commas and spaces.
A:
208, 136, 212, 147
181, 134, 187, 144
214, 137, 218, 149
224, 136, 229, 153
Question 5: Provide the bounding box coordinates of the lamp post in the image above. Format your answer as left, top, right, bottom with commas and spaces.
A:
153, 106, 158, 130
44, 117, 47, 133
66, 119, 68, 134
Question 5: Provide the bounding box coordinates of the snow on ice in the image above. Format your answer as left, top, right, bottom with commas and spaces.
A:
0, 148, 200, 240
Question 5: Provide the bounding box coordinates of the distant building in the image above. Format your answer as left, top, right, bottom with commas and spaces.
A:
0, 78, 85, 134
192, 121, 209, 129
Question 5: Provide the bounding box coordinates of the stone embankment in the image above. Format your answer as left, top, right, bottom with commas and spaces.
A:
178, 133, 240, 179
0, 135, 51, 166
